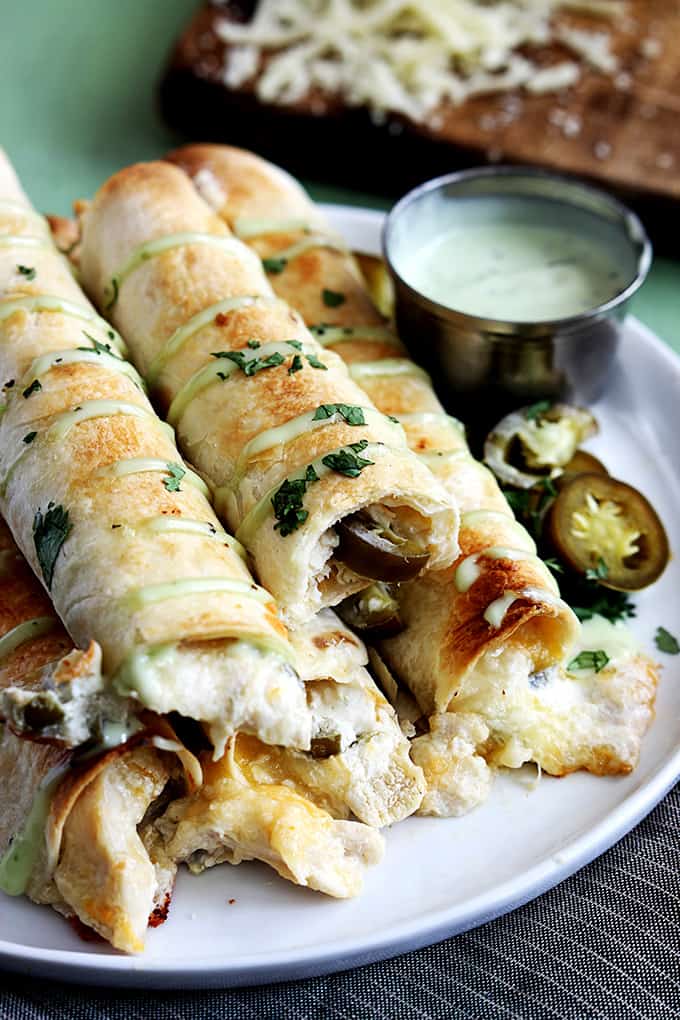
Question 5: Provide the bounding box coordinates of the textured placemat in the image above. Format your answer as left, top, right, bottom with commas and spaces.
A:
1, 782, 677, 1020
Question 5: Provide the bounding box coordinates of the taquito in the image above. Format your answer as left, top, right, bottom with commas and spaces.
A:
0, 518, 189, 953
77, 162, 459, 626
0, 149, 308, 756
169, 145, 657, 806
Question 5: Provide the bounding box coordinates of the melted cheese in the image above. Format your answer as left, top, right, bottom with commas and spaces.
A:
215, 1, 621, 121
0, 295, 127, 355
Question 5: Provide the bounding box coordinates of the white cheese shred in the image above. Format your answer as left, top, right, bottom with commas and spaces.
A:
214, 0, 624, 121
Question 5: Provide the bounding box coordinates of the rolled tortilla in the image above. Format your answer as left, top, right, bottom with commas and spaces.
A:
0, 517, 185, 953
77, 161, 459, 626
0, 149, 309, 756
166, 146, 579, 702
170, 145, 656, 797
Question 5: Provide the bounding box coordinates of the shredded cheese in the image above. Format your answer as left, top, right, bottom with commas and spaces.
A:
214, 0, 623, 122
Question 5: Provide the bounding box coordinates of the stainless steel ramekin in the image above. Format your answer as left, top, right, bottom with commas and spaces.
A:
383, 167, 652, 429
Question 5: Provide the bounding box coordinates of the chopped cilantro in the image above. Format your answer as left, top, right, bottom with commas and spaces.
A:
585, 557, 609, 582
262, 256, 287, 274
568, 649, 610, 673
288, 355, 303, 375
322, 288, 346, 308
212, 350, 285, 376
525, 400, 551, 421
78, 332, 115, 356
322, 440, 374, 478
17, 265, 36, 281
543, 557, 564, 574
22, 431, 37, 445
33, 504, 72, 589
655, 627, 680, 655
306, 354, 327, 371
272, 465, 319, 536
22, 379, 42, 399
163, 463, 186, 492
247, 339, 261, 349
286, 340, 303, 350
313, 404, 366, 426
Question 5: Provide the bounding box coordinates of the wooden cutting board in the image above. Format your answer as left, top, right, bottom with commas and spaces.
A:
430, 0, 680, 204
161, 1, 680, 246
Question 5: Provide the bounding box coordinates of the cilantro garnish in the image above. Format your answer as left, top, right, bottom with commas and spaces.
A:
543, 557, 564, 575
33, 503, 72, 589
22, 431, 37, 445
263, 256, 287, 274
17, 265, 36, 281
525, 400, 551, 421
22, 379, 42, 399
212, 350, 285, 376
568, 649, 610, 673
306, 354, 327, 371
585, 557, 609, 582
288, 355, 303, 375
655, 627, 680, 655
321, 440, 374, 478
322, 288, 346, 308
78, 332, 115, 356
272, 465, 319, 536
313, 404, 366, 426
247, 339, 261, 349
163, 463, 185, 492
286, 340, 303, 350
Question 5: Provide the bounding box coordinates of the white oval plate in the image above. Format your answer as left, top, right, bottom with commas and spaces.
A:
1, 205, 679, 989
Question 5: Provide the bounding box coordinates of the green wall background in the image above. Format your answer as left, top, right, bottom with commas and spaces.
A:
1, 0, 677, 346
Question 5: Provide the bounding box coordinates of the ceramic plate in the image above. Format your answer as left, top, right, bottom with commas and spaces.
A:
1, 205, 679, 989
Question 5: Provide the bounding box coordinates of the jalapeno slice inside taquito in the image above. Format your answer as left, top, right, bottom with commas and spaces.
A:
335, 510, 431, 582
337, 582, 404, 639
548, 473, 669, 591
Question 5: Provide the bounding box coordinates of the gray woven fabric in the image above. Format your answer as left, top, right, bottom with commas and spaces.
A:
1, 784, 678, 1020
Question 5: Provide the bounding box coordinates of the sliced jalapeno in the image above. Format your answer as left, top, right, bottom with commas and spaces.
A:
337, 582, 405, 639
335, 511, 429, 582
485, 403, 598, 489
548, 473, 669, 591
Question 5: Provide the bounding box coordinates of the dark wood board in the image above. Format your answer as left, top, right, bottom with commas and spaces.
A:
159, 1, 680, 251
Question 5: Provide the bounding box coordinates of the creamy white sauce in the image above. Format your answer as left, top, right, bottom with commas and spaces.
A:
166, 340, 311, 427
26, 348, 144, 391
402, 197, 631, 322
143, 517, 247, 560
311, 325, 400, 348
122, 577, 272, 612
0, 760, 70, 896
233, 441, 384, 547
0, 235, 50, 251
147, 295, 281, 385
262, 234, 347, 268
48, 401, 174, 442
105, 232, 259, 309
94, 457, 210, 499
483, 591, 520, 629
349, 359, 430, 382
228, 405, 403, 494
0, 295, 127, 355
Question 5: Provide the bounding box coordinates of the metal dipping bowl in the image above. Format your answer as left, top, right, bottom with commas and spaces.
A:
383, 167, 652, 432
